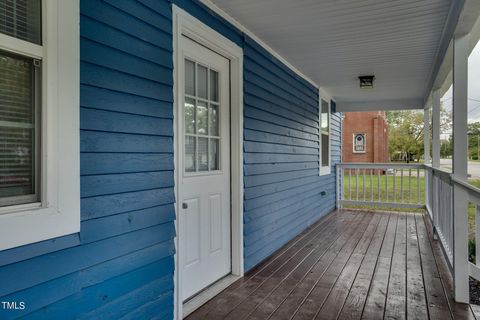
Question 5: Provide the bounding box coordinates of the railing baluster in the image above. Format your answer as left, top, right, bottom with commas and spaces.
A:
417, 168, 420, 204
386, 169, 388, 203
377, 170, 380, 202
348, 169, 351, 200
363, 169, 366, 202
370, 169, 373, 202
340, 168, 343, 201
356, 169, 359, 201
393, 169, 396, 203
409, 169, 412, 203
401, 169, 404, 204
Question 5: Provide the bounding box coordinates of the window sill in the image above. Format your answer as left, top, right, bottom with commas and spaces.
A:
0, 203, 80, 251
320, 167, 331, 176
0, 202, 43, 216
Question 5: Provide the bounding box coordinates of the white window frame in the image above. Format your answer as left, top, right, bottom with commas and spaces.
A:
0, 0, 80, 251
353, 133, 367, 153
319, 88, 332, 176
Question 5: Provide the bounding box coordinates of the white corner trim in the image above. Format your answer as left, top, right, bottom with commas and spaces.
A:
0, 0, 80, 251
172, 6, 244, 320
199, 0, 319, 89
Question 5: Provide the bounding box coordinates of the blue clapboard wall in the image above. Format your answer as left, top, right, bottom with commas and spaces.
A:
0, 0, 341, 318
242, 38, 341, 270
0, 1, 176, 319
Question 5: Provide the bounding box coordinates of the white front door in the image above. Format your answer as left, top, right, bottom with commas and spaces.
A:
178, 36, 231, 301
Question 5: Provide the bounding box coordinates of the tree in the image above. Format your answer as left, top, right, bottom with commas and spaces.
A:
440, 136, 452, 158
387, 110, 425, 162
468, 122, 480, 160
386, 106, 452, 162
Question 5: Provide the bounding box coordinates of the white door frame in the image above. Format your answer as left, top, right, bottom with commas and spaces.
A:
172, 6, 244, 319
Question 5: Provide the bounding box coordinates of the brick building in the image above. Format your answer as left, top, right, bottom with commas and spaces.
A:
342, 111, 389, 163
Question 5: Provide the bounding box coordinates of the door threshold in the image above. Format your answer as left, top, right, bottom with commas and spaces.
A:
182, 274, 242, 318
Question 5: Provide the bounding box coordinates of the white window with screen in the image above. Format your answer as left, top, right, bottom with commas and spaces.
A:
0, 0, 80, 250
319, 89, 331, 175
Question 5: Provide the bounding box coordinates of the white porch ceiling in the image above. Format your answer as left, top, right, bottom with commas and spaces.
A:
206, 0, 455, 110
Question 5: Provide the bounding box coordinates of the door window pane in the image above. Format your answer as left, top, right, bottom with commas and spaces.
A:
183, 58, 222, 173
185, 59, 195, 96
209, 138, 219, 170
197, 64, 208, 99
185, 136, 196, 172
210, 70, 218, 102
196, 100, 208, 135
198, 137, 208, 171
0, 50, 39, 205
0, 0, 42, 45
184, 97, 195, 134
209, 104, 219, 136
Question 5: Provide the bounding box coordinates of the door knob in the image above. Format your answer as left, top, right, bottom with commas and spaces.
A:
182, 202, 188, 209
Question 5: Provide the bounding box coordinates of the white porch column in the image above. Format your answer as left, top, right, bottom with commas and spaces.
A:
424, 107, 431, 165
452, 33, 470, 304
432, 90, 441, 168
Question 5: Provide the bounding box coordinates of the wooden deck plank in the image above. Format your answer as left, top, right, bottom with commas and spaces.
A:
267, 245, 342, 320
338, 213, 391, 320
361, 213, 399, 320
187, 210, 478, 320
185, 211, 347, 320
384, 213, 407, 320
242, 212, 366, 320
422, 214, 476, 320
406, 213, 429, 319
414, 213, 452, 320
186, 211, 357, 320
315, 213, 390, 320
291, 213, 379, 320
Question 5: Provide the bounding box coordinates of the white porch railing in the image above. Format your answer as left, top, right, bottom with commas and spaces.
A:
336, 162, 480, 303
425, 165, 454, 266
336, 163, 425, 210
450, 177, 480, 284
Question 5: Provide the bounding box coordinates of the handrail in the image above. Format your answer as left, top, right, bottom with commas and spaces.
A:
337, 162, 424, 169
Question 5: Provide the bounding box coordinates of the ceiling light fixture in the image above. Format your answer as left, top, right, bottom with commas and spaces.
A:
359, 75, 375, 89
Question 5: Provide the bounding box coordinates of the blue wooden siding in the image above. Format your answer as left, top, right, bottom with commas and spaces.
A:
0, 1, 175, 319
0, 0, 341, 319
243, 37, 340, 270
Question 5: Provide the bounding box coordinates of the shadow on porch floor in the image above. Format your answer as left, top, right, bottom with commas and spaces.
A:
186, 210, 478, 320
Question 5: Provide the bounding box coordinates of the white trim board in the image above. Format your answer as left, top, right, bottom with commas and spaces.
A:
172, 6, 244, 319
0, 0, 80, 250
199, 0, 318, 90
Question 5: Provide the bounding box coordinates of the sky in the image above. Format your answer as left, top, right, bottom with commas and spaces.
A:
439, 39, 480, 138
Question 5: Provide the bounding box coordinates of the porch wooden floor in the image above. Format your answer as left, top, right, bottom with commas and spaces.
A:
186, 210, 478, 320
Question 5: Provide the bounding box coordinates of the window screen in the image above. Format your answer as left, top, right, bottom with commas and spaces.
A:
0, 0, 42, 45
0, 50, 40, 206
